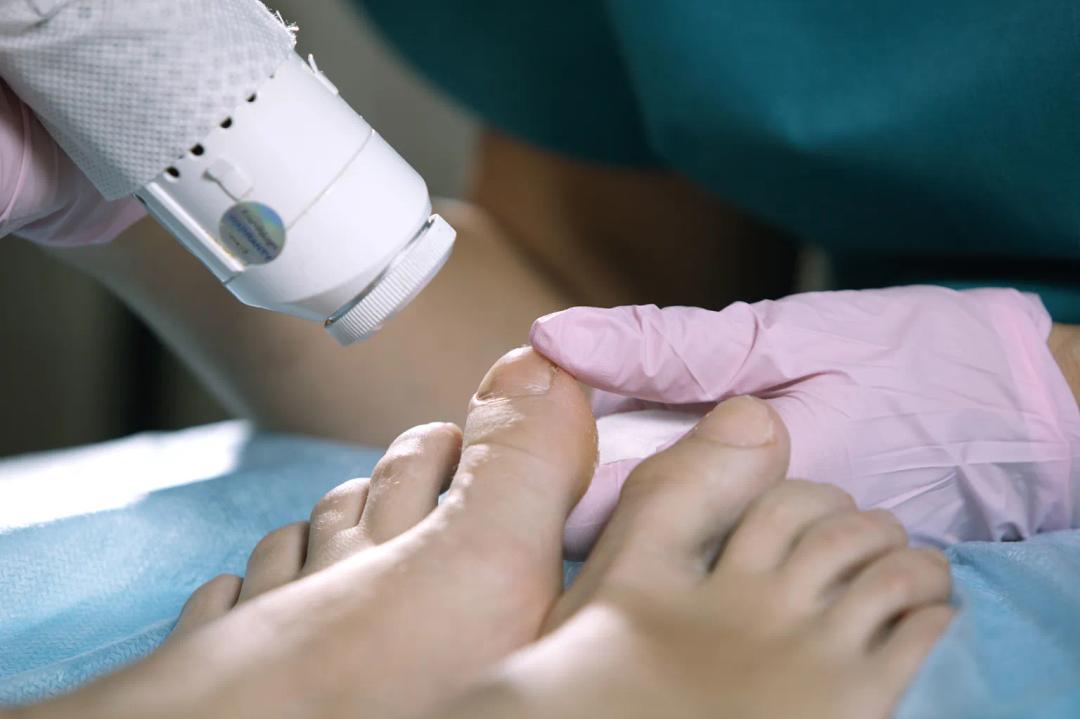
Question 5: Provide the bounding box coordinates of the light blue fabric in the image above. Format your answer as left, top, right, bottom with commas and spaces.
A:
0, 427, 384, 705
896, 533, 1080, 719
1, 427, 1079, 716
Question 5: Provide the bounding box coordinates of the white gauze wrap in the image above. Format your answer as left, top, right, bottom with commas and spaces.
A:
0, 0, 295, 199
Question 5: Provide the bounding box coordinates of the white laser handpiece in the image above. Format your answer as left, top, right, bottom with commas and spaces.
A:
137, 53, 456, 344
0, 1, 454, 345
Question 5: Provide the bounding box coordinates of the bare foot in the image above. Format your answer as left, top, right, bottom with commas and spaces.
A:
443, 397, 954, 719
29, 348, 596, 719
167, 418, 463, 642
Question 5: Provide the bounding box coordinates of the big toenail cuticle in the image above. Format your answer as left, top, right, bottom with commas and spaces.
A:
476, 353, 556, 400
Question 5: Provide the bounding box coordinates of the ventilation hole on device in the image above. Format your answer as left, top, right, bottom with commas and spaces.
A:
247, 93, 257, 103
220, 117, 233, 129
165, 166, 180, 180
190, 144, 205, 156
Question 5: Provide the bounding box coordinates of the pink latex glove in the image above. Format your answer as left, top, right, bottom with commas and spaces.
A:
0, 81, 144, 246
531, 286, 1080, 556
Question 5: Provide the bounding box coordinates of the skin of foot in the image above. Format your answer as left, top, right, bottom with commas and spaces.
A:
437, 396, 955, 719
13, 369, 951, 719
21, 347, 597, 719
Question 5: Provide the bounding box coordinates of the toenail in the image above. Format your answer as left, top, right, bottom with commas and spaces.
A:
696, 396, 775, 447
476, 347, 556, 400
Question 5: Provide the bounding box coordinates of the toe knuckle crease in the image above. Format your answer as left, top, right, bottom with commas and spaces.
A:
462, 438, 557, 475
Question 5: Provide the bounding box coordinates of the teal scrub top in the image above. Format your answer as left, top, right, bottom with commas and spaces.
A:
357, 1, 1080, 320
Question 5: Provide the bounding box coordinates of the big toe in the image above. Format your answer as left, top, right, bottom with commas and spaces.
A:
437, 347, 596, 584
548, 396, 789, 627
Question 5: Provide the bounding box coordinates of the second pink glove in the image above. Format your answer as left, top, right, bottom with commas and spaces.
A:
0, 81, 144, 247
531, 286, 1080, 556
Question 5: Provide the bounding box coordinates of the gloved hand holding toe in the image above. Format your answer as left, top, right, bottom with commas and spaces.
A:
532, 286, 1080, 555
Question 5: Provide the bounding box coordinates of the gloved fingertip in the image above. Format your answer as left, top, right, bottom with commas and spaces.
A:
591, 390, 647, 418
529, 309, 573, 361
531, 306, 628, 380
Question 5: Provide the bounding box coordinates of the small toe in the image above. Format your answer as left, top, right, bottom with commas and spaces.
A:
304, 477, 371, 571
827, 548, 953, 650
170, 573, 242, 639
877, 604, 955, 680
359, 422, 461, 544
777, 508, 907, 609
716, 480, 857, 576
237, 522, 308, 603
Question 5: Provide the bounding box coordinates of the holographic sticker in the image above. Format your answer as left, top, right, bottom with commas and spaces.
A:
219, 202, 286, 265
